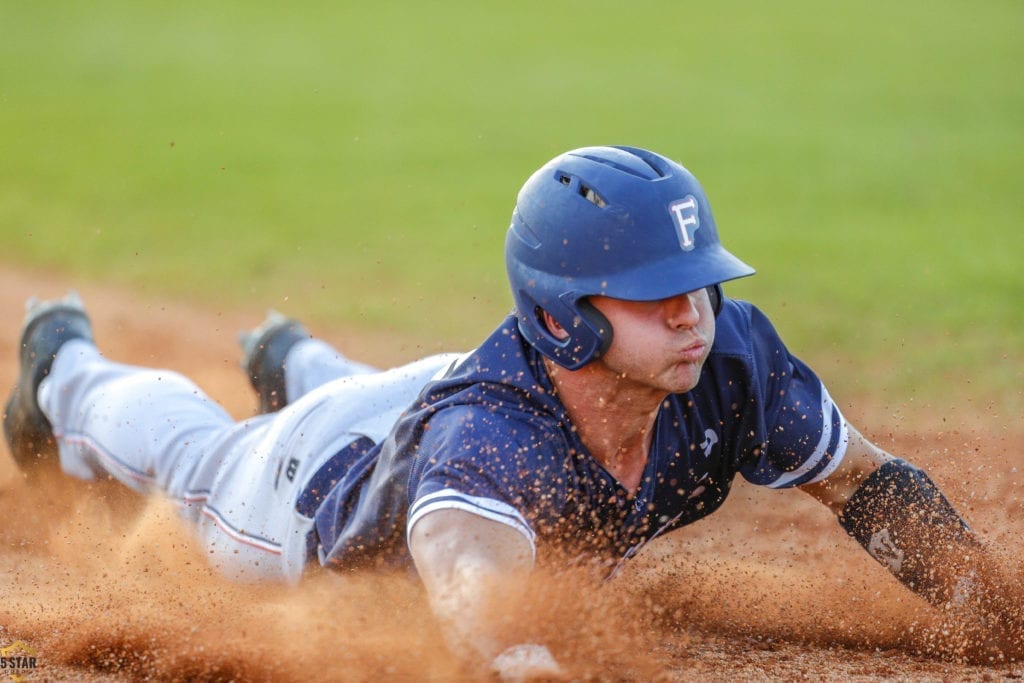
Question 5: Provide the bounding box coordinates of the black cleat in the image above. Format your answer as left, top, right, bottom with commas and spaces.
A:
238, 311, 310, 414
3, 292, 94, 472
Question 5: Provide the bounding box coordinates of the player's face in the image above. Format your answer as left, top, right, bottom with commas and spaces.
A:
589, 288, 716, 395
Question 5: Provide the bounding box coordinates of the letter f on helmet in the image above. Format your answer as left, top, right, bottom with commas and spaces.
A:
669, 196, 700, 251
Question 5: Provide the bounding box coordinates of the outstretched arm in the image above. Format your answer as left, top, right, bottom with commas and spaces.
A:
800, 425, 1022, 657
408, 508, 565, 681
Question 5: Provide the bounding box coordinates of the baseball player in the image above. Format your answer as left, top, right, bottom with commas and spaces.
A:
4, 146, 1019, 679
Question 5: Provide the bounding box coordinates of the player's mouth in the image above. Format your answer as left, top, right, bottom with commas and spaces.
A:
676, 340, 707, 364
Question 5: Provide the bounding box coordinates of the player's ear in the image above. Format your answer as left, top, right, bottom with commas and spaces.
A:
541, 310, 571, 341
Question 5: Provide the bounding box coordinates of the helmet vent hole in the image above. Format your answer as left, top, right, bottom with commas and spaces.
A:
559, 174, 572, 186
578, 183, 607, 208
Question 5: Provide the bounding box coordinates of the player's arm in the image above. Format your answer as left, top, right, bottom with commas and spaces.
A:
798, 424, 982, 607
799, 425, 1021, 655
798, 424, 889, 513
408, 508, 565, 681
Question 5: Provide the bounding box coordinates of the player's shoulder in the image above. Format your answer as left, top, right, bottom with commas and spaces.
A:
415, 317, 562, 431
709, 297, 792, 371
423, 399, 565, 456
430, 315, 552, 397
712, 297, 767, 352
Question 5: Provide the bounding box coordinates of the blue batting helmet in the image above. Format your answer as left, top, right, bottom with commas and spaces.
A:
505, 145, 755, 369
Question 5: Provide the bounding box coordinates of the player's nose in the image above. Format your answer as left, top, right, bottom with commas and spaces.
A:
664, 291, 701, 329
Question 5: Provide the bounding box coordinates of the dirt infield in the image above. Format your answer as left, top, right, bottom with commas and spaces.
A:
0, 265, 1021, 681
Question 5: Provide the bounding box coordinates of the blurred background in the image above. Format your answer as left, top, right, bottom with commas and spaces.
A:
2, 0, 1021, 410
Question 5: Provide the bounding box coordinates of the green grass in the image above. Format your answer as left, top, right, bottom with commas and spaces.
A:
1, 0, 1022, 405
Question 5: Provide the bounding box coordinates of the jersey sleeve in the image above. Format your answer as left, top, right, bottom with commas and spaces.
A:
738, 305, 850, 489
405, 403, 568, 558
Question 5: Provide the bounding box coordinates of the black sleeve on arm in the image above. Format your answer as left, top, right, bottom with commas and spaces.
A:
838, 458, 982, 607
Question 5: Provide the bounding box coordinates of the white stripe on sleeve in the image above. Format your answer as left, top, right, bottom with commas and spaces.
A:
767, 384, 850, 489
407, 489, 536, 562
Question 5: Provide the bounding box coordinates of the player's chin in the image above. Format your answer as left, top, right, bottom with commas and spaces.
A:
659, 363, 704, 394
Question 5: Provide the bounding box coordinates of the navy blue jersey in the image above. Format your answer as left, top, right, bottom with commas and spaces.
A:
313, 299, 848, 571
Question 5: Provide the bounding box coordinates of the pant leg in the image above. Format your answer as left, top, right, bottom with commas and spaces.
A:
284, 338, 378, 402
39, 339, 311, 582
39, 339, 243, 496
38, 340, 461, 584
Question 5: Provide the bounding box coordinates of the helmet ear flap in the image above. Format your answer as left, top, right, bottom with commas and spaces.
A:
574, 298, 613, 360
707, 284, 724, 316
525, 297, 612, 370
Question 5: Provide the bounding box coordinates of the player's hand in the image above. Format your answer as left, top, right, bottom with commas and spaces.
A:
490, 643, 567, 682
942, 568, 1024, 663
979, 606, 1024, 662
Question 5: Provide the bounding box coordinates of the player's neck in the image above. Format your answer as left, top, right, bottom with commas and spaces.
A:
545, 358, 662, 493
